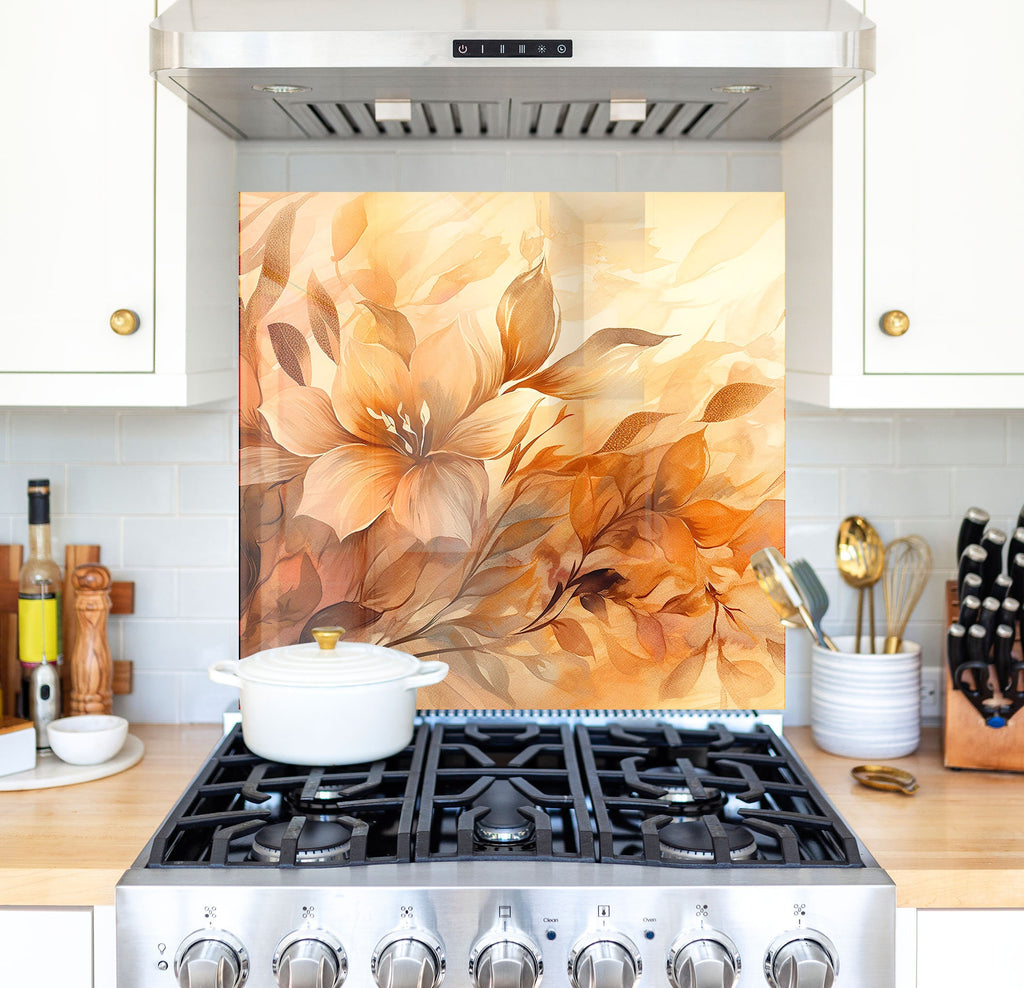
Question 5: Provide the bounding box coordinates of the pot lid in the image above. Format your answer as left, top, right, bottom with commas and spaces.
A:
238, 628, 422, 687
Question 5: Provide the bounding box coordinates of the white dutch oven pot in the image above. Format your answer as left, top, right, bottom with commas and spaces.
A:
209, 627, 448, 765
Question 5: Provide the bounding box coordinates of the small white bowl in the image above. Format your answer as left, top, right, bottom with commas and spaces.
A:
47, 715, 128, 765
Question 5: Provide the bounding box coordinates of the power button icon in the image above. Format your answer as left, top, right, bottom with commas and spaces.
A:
458, 44, 468, 54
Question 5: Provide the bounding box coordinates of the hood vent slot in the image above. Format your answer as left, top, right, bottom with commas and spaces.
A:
279, 98, 736, 140
282, 100, 507, 139
512, 100, 734, 139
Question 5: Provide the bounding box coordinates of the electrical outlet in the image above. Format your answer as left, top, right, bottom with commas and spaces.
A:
920, 667, 942, 721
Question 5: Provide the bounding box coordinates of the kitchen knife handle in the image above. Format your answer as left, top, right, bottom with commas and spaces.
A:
957, 506, 990, 562
958, 544, 988, 599
965, 624, 993, 697
980, 529, 1007, 588
994, 624, 1016, 695
990, 574, 1014, 603
946, 623, 966, 689
958, 594, 982, 628
1008, 527, 1024, 569
1010, 552, 1024, 604
977, 596, 1002, 650
998, 596, 1020, 632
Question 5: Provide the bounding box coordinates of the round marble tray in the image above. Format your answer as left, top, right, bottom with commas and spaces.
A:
0, 733, 144, 791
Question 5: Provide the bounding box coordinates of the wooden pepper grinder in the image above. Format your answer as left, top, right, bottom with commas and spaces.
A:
69, 564, 113, 715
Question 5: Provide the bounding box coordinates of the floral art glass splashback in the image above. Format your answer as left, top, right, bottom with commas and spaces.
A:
239, 191, 785, 711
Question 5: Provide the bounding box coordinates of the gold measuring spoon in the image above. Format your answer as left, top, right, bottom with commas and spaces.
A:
851, 764, 919, 795
836, 516, 885, 653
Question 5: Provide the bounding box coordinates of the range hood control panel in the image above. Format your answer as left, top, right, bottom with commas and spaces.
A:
452, 40, 573, 58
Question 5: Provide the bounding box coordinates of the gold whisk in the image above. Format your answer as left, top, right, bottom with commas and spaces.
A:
882, 535, 933, 654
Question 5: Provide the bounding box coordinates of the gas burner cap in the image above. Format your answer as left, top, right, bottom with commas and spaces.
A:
472, 780, 536, 845
286, 785, 353, 818
656, 785, 727, 817
251, 820, 352, 864
658, 821, 757, 863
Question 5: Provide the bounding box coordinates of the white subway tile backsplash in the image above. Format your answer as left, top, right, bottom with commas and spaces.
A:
179, 671, 239, 724
951, 467, 1024, 521
121, 412, 230, 463
288, 153, 398, 191
786, 415, 892, 466
0, 465, 67, 514
47, 516, 123, 568
118, 568, 179, 619
1008, 416, 1024, 464
178, 569, 238, 619
10, 412, 117, 463
899, 414, 1006, 466
113, 671, 181, 724
122, 619, 237, 671
728, 153, 783, 191
397, 153, 507, 190
783, 521, 842, 570
237, 151, 288, 190
784, 468, 840, 517
124, 517, 235, 568
507, 153, 617, 191
618, 153, 728, 192
181, 465, 238, 515
843, 468, 951, 518
69, 465, 176, 515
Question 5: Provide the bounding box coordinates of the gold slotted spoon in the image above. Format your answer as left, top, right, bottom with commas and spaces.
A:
836, 516, 885, 653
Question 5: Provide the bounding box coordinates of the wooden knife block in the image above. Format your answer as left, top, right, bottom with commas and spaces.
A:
0, 544, 134, 718
943, 580, 1024, 772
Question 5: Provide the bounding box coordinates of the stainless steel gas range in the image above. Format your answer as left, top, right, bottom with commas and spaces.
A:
116, 713, 894, 988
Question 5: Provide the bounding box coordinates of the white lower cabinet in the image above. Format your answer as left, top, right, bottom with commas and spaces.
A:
916, 910, 1022, 986
0, 906, 94, 987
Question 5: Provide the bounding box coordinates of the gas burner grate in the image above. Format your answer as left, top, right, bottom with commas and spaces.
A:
145, 724, 428, 867
142, 718, 864, 870
415, 721, 595, 862
576, 722, 864, 868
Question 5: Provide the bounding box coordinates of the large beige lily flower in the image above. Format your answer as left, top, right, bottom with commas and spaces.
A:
260, 317, 532, 547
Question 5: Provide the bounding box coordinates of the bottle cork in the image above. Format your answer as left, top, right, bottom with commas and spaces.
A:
69, 564, 113, 715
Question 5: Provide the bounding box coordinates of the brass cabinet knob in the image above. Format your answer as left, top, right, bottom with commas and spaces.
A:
109, 308, 140, 336
880, 310, 910, 337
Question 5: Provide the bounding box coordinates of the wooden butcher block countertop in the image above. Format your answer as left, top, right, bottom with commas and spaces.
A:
1, 725, 1021, 909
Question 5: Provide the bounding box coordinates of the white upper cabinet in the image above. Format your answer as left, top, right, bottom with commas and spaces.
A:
784, 0, 1024, 408
0, 0, 236, 406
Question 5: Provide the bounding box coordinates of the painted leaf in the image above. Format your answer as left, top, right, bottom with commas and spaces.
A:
636, 613, 667, 663
495, 260, 560, 380
652, 430, 709, 510
424, 235, 508, 304
306, 271, 341, 363
267, 323, 312, 386
700, 382, 774, 422
679, 500, 753, 549
552, 619, 595, 658
569, 470, 624, 552
676, 194, 783, 284
659, 650, 706, 700
599, 412, 673, 452
299, 600, 382, 641
719, 655, 774, 704
359, 300, 417, 366
511, 328, 671, 400
239, 445, 312, 486
330, 196, 367, 262
242, 195, 312, 347
352, 267, 397, 307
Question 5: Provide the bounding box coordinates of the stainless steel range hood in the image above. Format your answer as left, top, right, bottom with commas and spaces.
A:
151, 0, 874, 142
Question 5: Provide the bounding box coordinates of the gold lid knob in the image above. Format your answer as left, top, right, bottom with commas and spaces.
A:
880, 310, 910, 337
311, 626, 345, 650
110, 308, 140, 336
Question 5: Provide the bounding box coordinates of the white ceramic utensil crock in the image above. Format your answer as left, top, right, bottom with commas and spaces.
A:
209, 627, 448, 765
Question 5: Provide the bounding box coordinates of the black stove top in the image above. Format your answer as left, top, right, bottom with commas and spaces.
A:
144, 720, 863, 870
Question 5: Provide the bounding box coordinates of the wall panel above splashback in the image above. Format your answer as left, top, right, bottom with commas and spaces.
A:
239, 191, 785, 711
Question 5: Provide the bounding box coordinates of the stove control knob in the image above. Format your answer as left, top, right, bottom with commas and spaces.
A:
764, 931, 839, 988
273, 931, 347, 988
174, 930, 249, 988
568, 934, 641, 988
470, 934, 543, 988
668, 932, 740, 988
372, 932, 445, 988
